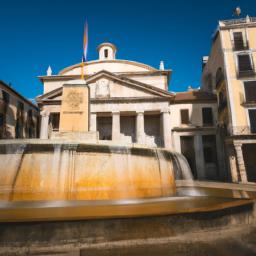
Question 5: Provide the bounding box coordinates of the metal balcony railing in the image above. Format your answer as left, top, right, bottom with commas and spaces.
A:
232, 39, 249, 51
237, 69, 256, 78
240, 93, 256, 106
221, 17, 256, 26
218, 100, 227, 113
228, 126, 256, 136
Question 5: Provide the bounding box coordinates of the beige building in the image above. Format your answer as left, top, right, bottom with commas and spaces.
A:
202, 16, 256, 183
37, 42, 223, 180
0, 80, 38, 139
171, 90, 223, 180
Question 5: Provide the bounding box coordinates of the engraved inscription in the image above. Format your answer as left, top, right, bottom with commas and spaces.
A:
66, 91, 83, 110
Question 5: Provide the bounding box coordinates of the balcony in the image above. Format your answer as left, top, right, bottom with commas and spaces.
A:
240, 94, 256, 107
216, 75, 224, 90
237, 69, 256, 78
232, 39, 249, 51
218, 99, 227, 113
228, 126, 256, 136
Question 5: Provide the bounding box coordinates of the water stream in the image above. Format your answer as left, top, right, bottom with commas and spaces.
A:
0, 142, 194, 201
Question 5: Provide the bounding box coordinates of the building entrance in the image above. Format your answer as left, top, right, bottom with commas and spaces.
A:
242, 144, 256, 182
180, 136, 197, 179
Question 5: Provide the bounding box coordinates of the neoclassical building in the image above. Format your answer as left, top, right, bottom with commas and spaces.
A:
37, 43, 222, 180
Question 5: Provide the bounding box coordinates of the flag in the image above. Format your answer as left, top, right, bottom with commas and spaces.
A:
83, 22, 88, 62
81, 21, 88, 79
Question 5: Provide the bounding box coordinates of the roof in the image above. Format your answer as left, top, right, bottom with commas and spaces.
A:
0, 80, 38, 109
97, 42, 117, 52
219, 16, 256, 27
58, 59, 160, 75
173, 90, 217, 103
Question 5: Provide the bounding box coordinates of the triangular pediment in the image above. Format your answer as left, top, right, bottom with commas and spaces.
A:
36, 87, 63, 102
86, 70, 173, 98
37, 70, 173, 103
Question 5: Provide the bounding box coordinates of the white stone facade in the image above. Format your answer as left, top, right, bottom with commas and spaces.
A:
37, 42, 224, 180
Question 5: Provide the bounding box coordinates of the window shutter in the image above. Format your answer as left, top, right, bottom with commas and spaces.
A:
233, 32, 244, 50
180, 109, 189, 124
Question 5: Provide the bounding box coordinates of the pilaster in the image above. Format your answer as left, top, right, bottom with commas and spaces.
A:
234, 142, 248, 183
112, 111, 120, 141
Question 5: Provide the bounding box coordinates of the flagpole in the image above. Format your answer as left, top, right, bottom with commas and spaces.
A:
81, 57, 85, 80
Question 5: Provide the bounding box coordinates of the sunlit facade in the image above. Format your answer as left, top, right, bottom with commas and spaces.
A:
202, 16, 256, 183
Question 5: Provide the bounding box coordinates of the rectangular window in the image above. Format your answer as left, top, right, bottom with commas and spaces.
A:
202, 107, 213, 126
104, 49, 108, 58
249, 109, 256, 133
180, 109, 189, 124
244, 81, 256, 103
50, 113, 60, 131
238, 55, 253, 72
97, 116, 112, 140
233, 32, 245, 50
0, 114, 4, 126
2, 91, 9, 104
202, 135, 217, 164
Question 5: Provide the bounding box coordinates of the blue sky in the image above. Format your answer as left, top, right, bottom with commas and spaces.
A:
0, 0, 255, 100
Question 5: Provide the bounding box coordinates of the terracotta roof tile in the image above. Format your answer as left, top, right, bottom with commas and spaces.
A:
174, 90, 217, 103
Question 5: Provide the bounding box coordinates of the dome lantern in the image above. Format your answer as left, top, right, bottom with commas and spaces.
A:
97, 42, 117, 61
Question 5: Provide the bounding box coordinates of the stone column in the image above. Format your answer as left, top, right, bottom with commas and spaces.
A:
194, 134, 205, 179
234, 142, 248, 183
227, 145, 239, 182
90, 113, 97, 132
40, 110, 50, 139
161, 108, 172, 149
112, 111, 120, 141
136, 111, 145, 144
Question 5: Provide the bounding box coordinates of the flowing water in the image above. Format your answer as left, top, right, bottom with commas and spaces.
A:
0, 141, 194, 201
172, 152, 194, 180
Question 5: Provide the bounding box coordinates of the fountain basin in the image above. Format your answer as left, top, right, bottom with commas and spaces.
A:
0, 182, 255, 222
0, 194, 253, 222
0, 140, 179, 201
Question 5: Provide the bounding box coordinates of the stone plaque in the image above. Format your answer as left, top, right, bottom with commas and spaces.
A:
59, 81, 89, 132
95, 78, 110, 98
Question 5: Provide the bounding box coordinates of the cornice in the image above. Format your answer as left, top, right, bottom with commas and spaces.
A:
38, 70, 171, 82
91, 96, 171, 103
38, 96, 171, 105
172, 126, 216, 132
172, 99, 217, 104
0, 80, 38, 110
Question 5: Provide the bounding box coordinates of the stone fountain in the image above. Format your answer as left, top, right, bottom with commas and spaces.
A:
0, 80, 255, 255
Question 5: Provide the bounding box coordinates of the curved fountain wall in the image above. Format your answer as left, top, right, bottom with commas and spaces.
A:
0, 141, 189, 201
